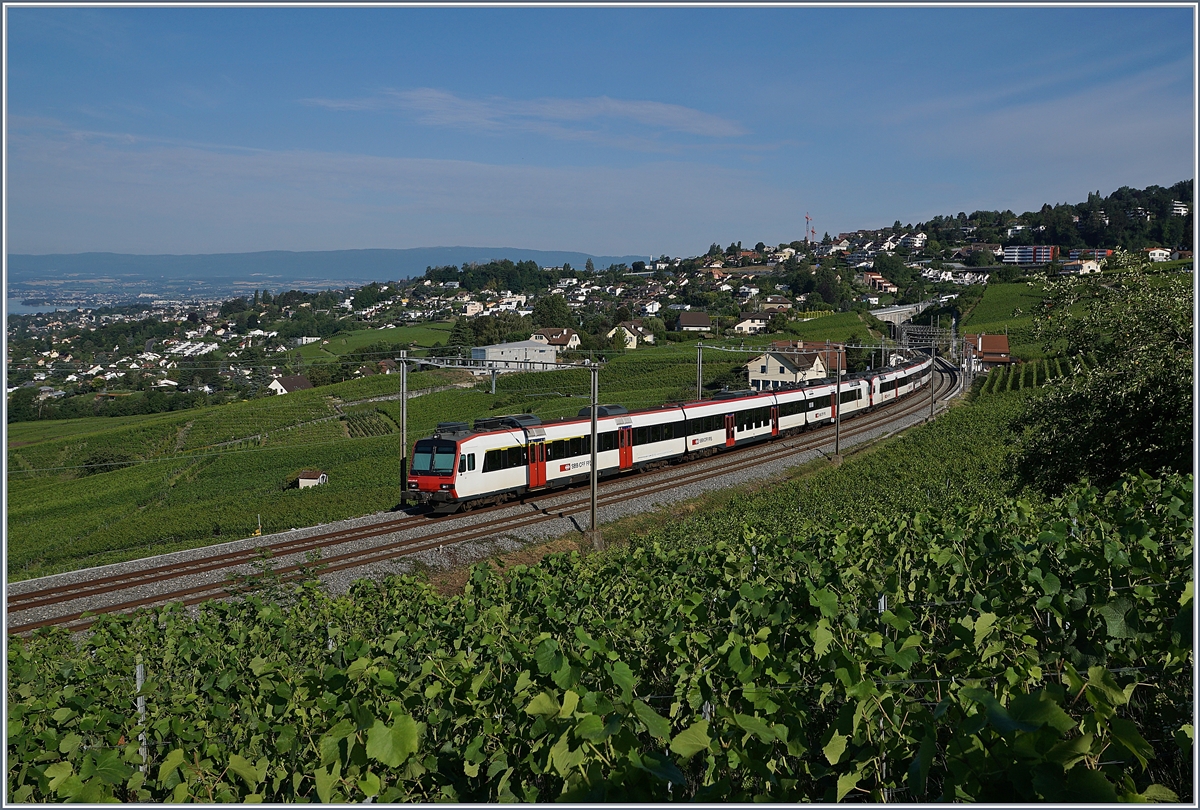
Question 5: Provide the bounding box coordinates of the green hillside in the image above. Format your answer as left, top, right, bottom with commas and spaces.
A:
959, 282, 1048, 360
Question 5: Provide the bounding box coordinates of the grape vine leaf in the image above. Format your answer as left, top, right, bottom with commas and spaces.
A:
366, 716, 419, 768
669, 720, 711, 760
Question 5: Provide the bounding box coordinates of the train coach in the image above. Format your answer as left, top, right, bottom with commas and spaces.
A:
408, 355, 934, 511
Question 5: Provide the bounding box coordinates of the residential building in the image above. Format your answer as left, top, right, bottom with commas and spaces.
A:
607, 321, 656, 349
529, 327, 581, 350
962, 334, 1012, 371
1059, 260, 1101, 276
860, 271, 899, 295
1145, 247, 1171, 262
462, 302, 484, 317
1002, 245, 1058, 264
746, 350, 828, 390
733, 314, 770, 335
1068, 249, 1113, 261
268, 374, 314, 395
1171, 200, 1190, 216
677, 312, 713, 332
770, 340, 846, 373
761, 295, 793, 312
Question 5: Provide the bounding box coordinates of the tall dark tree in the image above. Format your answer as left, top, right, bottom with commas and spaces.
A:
448, 319, 474, 349
531, 295, 572, 329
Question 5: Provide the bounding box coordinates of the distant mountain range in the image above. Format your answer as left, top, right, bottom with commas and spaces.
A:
6, 247, 652, 302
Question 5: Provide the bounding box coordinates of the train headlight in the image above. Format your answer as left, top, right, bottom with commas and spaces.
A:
408, 481, 419, 489
440, 484, 452, 490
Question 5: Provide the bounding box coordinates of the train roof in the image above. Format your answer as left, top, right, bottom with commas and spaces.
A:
427, 359, 930, 441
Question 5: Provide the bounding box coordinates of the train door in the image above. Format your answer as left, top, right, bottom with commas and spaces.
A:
770, 405, 779, 437
724, 413, 735, 447
618, 426, 633, 470
527, 441, 546, 488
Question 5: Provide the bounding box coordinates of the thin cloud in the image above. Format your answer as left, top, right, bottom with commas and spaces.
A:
6, 129, 794, 255
302, 87, 748, 139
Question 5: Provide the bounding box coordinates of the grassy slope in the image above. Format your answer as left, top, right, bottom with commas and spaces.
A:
295, 323, 454, 361
785, 310, 876, 343
959, 282, 1048, 360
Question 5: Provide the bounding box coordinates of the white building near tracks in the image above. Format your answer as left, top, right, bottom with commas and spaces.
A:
470, 340, 560, 370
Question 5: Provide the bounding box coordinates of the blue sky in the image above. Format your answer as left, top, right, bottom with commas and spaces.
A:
5, 6, 1195, 257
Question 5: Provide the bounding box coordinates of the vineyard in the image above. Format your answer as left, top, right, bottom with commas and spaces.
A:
7, 471, 1191, 802
6, 436, 406, 579
975, 356, 1099, 397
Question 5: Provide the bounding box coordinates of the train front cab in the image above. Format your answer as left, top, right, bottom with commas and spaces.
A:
408, 437, 460, 504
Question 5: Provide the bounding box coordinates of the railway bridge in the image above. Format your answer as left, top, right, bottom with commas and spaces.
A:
870, 299, 937, 329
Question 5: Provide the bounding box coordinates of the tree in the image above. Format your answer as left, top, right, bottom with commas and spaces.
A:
447, 318, 474, 350
585, 258, 595, 274
814, 264, 843, 306
7, 387, 38, 423
1012, 255, 1192, 492
966, 249, 995, 267
754, 242, 766, 253
531, 295, 571, 329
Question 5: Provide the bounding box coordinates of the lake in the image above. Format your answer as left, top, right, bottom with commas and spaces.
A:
6, 299, 71, 315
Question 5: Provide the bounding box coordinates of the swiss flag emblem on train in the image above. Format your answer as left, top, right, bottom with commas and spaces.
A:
691, 439, 699, 445
559, 463, 571, 472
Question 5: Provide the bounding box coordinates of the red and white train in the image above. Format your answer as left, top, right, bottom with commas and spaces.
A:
408, 356, 934, 511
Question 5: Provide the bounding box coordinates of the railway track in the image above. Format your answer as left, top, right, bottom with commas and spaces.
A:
8, 365, 959, 635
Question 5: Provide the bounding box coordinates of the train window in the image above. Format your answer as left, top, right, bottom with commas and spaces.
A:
413, 440, 457, 475
482, 446, 526, 472
467, 453, 475, 471
460, 454, 467, 473
599, 431, 618, 452
482, 448, 502, 472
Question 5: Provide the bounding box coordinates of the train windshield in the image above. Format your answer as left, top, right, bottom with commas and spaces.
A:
411, 440, 457, 476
